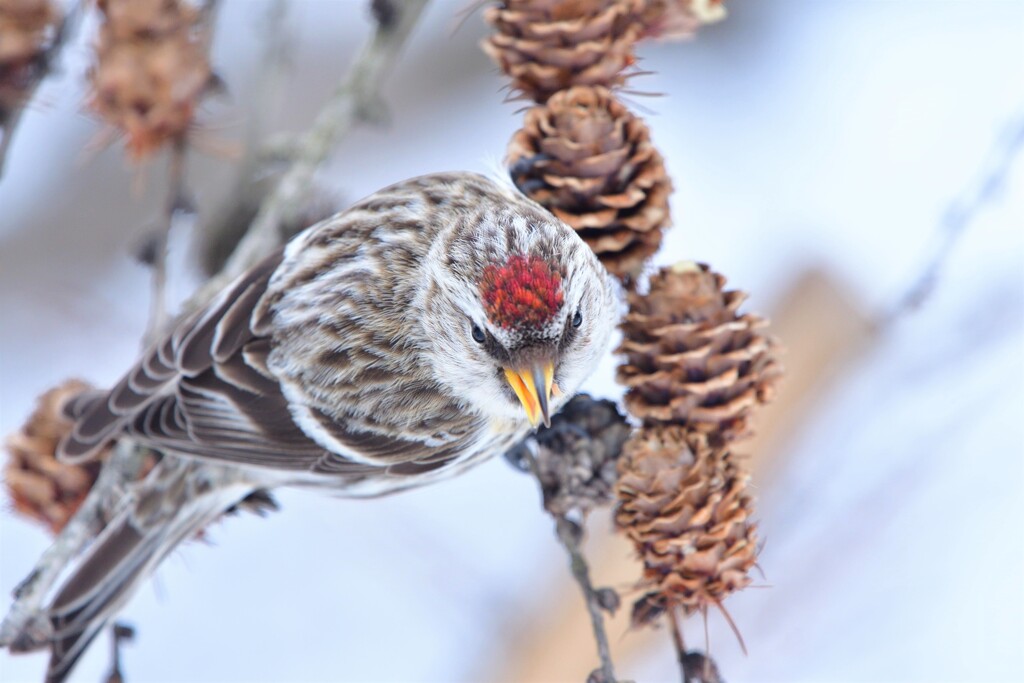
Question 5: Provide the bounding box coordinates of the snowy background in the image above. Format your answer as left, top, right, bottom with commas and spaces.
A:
2, 1, 1022, 681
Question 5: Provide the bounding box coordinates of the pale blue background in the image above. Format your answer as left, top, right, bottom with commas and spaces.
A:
1, 1, 1022, 681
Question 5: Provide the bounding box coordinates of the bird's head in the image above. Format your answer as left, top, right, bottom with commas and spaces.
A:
420, 195, 619, 428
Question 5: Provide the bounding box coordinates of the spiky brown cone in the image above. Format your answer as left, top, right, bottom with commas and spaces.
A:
614, 425, 757, 624
639, 0, 726, 41
508, 85, 671, 283
4, 380, 103, 534
618, 261, 780, 442
482, 0, 643, 103
89, 0, 211, 158
0, 0, 61, 121
506, 393, 632, 516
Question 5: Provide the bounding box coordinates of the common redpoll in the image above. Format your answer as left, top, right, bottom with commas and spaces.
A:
8, 172, 620, 681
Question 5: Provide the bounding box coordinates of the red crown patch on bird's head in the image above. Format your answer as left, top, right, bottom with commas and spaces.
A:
480, 254, 564, 331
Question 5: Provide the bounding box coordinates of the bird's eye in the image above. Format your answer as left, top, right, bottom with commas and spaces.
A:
471, 324, 486, 344
572, 310, 583, 328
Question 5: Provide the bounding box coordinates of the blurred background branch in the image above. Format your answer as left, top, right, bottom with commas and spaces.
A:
196, 0, 293, 277
142, 137, 189, 343
879, 109, 1024, 328
200, 0, 430, 300
140, 0, 223, 342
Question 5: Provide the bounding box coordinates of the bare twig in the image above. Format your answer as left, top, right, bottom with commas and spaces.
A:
878, 109, 1024, 327
197, 0, 430, 300
0, 106, 25, 178
553, 514, 618, 683
103, 622, 135, 683
668, 608, 722, 683
199, 0, 293, 276
506, 397, 631, 681
140, 0, 220, 341
143, 137, 190, 343
518, 438, 620, 683
669, 607, 688, 682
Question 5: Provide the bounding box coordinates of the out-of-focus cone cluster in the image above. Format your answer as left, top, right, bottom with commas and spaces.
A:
0, 0, 61, 122
639, 0, 726, 41
481, 0, 643, 104
618, 261, 780, 441
4, 380, 103, 534
508, 85, 671, 284
614, 261, 778, 629
89, 0, 212, 159
615, 425, 756, 624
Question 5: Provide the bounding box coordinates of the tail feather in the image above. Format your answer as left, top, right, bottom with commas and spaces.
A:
42, 460, 255, 683
43, 624, 103, 683
49, 527, 159, 634
46, 525, 163, 683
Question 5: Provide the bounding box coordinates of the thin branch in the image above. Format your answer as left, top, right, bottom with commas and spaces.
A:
196, 0, 430, 301
669, 607, 724, 683
141, 0, 219, 342
669, 607, 688, 683
103, 622, 135, 683
878, 109, 1024, 327
143, 137, 189, 344
0, 107, 25, 179
505, 398, 630, 682
198, 0, 292, 276
553, 515, 618, 683
520, 439, 620, 683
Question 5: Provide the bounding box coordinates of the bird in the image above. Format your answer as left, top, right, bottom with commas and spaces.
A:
14, 171, 620, 682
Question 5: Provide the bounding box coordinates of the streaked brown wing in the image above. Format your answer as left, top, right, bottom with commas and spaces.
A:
60, 250, 288, 463
59, 247, 472, 479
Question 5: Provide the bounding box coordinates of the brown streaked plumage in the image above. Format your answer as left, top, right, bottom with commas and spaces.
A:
16, 172, 619, 682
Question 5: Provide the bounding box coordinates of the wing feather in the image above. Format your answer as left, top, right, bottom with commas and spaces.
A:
211, 352, 278, 396
211, 281, 267, 363
177, 267, 269, 375
59, 251, 286, 463
240, 338, 274, 379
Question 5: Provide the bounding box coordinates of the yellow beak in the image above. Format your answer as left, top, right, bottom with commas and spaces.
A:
504, 362, 555, 428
